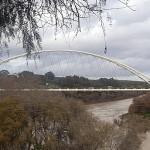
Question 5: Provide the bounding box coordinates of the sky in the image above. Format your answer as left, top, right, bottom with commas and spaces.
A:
0, 0, 150, 80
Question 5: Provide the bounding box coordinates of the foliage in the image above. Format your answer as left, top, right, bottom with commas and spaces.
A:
0, 92, 143, 150
129, 94, 150, 114
0, 73, 43, 89
45, 71, 55, 83
0, 96, 28, 149
117, 119, 142, 150
0, 0, 132, 54
0, 0, 108, 54
0, 70, 9, 76
63, 91, 145, 104
90, 77, 120, 88
56, 75, 90, 88
116, 113, 150, 150
118, 80, 149, 89
22, 96, 104, 150
0, 70, 148, 90
0, 0, 42, 53
19, 71, 34, 77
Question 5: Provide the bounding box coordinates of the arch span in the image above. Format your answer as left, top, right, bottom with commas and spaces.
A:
0, 49, 150, 85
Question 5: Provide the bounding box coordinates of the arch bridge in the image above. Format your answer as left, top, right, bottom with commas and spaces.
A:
0, 50, 150, 92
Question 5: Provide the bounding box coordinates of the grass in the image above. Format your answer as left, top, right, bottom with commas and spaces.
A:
145, 113, 150, 118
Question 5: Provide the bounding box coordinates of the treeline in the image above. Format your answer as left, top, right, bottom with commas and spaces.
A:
56, 75, 90, 88
0, 70, 148, 89
0, 92, 147, 150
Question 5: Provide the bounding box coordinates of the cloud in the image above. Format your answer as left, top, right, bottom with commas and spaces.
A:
0, 0, 150, 81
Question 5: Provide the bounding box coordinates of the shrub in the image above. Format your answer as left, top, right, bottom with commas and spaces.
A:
129, 94, 150, 114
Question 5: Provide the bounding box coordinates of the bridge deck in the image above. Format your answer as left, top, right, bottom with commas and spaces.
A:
1, 89, 150, 92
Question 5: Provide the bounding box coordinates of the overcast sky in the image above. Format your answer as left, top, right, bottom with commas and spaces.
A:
1, 0, 150, 80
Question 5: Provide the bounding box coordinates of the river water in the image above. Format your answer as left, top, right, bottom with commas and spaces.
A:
87, 98, 150, 150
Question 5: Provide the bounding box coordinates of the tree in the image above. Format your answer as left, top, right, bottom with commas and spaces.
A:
0, 96, 28, 149
129, 94, 150, 115
14, 93, 126, 150
0, 91, 146, 150
45, 71, 55, 82
0, 70, 9, 76
19, 71, 34, 77
0, 0, 131, 54
57, 75, 90, 88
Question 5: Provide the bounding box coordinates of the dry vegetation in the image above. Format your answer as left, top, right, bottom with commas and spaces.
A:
129, 94, 150, 115
0, 91, 147, 150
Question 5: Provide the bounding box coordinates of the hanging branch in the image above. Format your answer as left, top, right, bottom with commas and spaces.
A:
0, 0, 132, 55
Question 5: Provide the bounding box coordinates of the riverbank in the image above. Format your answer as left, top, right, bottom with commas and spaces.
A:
64, 91, 145, 104
87, 98, 150, 150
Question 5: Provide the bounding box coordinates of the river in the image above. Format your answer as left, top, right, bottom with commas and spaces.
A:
87, 98, 150, 150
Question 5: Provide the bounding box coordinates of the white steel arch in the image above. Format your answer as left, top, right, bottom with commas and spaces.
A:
0, 49, 150, 85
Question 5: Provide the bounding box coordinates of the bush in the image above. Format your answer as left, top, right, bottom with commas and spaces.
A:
0, 96, 28, 149
129, 94, 150, 114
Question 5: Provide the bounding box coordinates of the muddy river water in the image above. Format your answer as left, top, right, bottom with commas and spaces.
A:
87, 98, 150, 150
